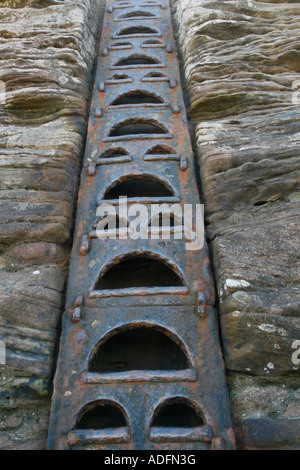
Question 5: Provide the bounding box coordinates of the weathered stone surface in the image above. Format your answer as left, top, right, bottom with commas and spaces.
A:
228, 374, 300, 448
173, 0, 300, 449
0, 267, 66, 448
6, 242, 69, 268
0, 0, 104, 449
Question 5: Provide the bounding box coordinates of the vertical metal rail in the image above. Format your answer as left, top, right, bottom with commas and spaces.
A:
47, 0, 235, 450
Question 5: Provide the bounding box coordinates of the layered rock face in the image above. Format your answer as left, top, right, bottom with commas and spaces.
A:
0, 0, 103, 449
173, 0, 300, 449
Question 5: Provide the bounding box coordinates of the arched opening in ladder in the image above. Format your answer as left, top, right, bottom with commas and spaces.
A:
75, 400, 128, 430
116, 10, 157, 20
149, 212, 183, 228
90, 211, 130, 239
143, 72, 168, 78
142, 39, 162, 45
110, 90, 164, 106
108, 118, 170, 138
116, 26, 160, 37
98, 213, 129, 231
146, 145, 177, 155
89, 324, 191, 373
148, 207, 184, 237
142, 0, 160, 5
151, 398, 205, 428
141, 72, 171, 84
99, 148, 130, 159
102, 174, 174, 199
94, 253, 185, 290
143, 145, 179, 161
111, 74, 131, 80
106, 73, 133, 85
110, 41, 133, 50
113, 54, 162, 67
141, 38, 164, 47
97, 148, 132, 165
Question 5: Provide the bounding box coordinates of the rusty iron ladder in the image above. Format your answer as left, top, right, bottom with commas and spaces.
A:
47, 0, 235, 450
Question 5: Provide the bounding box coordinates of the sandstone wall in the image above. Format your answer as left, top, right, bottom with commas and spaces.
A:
0, 0, 299, 450
0, 0, 104, 449
172, 0, 300, 449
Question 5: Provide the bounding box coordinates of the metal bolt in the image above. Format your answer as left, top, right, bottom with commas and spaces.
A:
179, 155, 188, 171
196, 291, 207, 317
79, 234, 89, 256
87, 162, 96, 176
196, 305, 206, 318
94, 107, 102, 118
197, 292, 207, 304
98, 81, 105, 92
72, 295, 83, 323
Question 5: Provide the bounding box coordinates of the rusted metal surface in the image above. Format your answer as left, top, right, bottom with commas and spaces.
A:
47, 0, 235, 450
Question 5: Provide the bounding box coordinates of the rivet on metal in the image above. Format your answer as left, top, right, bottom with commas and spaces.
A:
169, 78, 177, 89
196, 305, 206, 318
107, 6, 113, 13
98, 81, 106, 92
94, 107, 102, 118
197, 292, 207, 304
87, 162, 96, 177
172, 104, 181, 114
166, 44, 173, 53
102, 47, 109, 57
196, 291, 207, 318
79, 234, 89, 256
71, 295, 83, 323
179, 155, 188, 171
